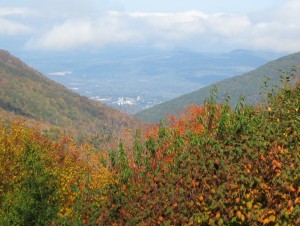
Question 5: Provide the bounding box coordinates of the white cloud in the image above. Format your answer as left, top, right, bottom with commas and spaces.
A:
0, 7, 33, 36
207, 14, 251, 37
236, 0, 300, 52
27, 16, 140, 50
29, 10, 249, 51
22, 0, 300, 52
274, 0, 300, 23
0, 18, 31, 35
0, 7, 31, 17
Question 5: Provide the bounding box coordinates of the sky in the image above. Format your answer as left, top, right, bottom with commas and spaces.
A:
0, 0, 299, 53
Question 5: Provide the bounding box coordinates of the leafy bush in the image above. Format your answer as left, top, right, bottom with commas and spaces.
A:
1, 70, 299, 225
0, 122, 59, 225
0, 122, 115, 225
103, 73, 300, 225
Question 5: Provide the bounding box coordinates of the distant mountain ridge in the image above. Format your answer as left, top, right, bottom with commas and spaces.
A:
0, 50, 139, 137
135, 51, 300, 122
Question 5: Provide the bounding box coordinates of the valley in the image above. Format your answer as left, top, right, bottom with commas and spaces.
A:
1, 0, 300, 224
1, 49, 299, 225
17, 48, 279, 114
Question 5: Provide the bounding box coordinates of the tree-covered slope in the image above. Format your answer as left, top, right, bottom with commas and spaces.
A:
1, 67, 300, 225
135, 51, 300, 122
0, 50, 139, 137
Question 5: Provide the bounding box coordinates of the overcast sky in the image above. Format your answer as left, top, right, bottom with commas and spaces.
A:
0, 0, 299, 53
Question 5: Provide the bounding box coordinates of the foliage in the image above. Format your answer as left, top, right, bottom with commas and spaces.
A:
1, 64, 300, 225
0, 50, 140, 145
0, 121, 115, 225
104, 72, 300, 225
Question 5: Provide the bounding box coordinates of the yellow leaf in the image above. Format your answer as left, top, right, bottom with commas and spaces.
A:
241, 214, 245, 222
218, 218, 224, 226
269, 215, 276, 222
268, 210, 276, 215
246, 201, 253, 209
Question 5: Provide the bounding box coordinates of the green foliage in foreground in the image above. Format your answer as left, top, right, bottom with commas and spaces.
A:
105, 73, 300, 225
0, 122, 114, 226
0, 70, 299, 225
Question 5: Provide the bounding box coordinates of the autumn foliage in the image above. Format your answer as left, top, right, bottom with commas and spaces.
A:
0, 121, 115, 225
104, 75, 300, 225
1, 72, 300, 225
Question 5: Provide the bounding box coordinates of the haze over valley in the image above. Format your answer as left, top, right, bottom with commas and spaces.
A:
16, 48, 281, 114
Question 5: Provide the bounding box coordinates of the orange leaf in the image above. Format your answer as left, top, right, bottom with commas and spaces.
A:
158, 216, 164, 222
198, 195, 204, 201
237, 211, 242, 219
289, 185, 296, 192
263, 219, 270, 225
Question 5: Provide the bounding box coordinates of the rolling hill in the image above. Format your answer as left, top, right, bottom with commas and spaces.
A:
0, 50, 139, 139
135, 51, 300, 122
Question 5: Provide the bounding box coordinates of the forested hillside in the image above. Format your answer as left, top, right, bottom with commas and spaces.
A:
1, 72, 299, 225
0, 50, 139, 141
136, 51, 300, 122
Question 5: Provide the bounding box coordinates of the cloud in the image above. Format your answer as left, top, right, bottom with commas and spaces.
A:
27, 16, 140, 50
0, 18, 31, 35
23, 0, 300, 52
236, 0, 300, 52
124, 11, 207, 41
0, 7, 32, 35
29, 10, 249, 51
207, 13, 251, 37
0, 7, 31, 17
